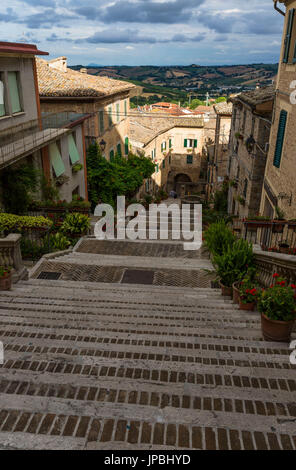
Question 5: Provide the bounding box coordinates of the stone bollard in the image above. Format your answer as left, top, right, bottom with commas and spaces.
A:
0, 234, 28, 283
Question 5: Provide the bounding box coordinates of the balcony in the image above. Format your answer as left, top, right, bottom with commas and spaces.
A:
0, 112, 91, 169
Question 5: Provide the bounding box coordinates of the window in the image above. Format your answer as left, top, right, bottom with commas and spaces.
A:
243, 178, 248, 198
99, 110, 104, 133
161, 141, 167, 152
283, 8, 295, 63
187, 155, 193, 164
125, 137, 129, 155
273, 110, 287, 168
116, 103, 120, 123
110, 149, 114, 161
155, 164, 159, 173
184, 139, 197, 148
169, 155, 171, 164
0, 75, 6, 117
108, 106, 112, 127
117, 143, 122, 156
124, 100, 128, 117
169, 138, 172, 149
7, 72, 22, 114
162, 160, 165, 168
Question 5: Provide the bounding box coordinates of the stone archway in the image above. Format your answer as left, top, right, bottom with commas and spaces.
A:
174, 173, 192, 197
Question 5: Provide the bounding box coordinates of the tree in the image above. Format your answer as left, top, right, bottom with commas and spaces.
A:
189, 99, 205, 110
215, 96, 227, 103
86, 143, 155, 210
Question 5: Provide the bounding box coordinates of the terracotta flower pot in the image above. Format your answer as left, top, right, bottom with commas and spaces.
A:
261, 313, 295, 343
232, 282, 240, 304
239, 300, 256, 311
219, 282, 233, 297
0, 272, 12, 291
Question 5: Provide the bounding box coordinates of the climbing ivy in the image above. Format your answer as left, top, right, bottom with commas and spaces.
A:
86, 143, 155, 209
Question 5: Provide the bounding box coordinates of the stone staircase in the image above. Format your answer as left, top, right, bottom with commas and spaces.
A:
0, 237, 295, 450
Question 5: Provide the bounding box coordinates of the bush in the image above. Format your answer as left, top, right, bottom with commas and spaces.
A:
212, 239, 254, 287
204, 220, 235, 256
0, 213, 53, 235
61, 213, 90, 236
20, 238, 50, 260
50, 232, 71, 251
1, 164, 40, 214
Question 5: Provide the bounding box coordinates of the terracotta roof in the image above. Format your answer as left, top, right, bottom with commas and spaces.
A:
194, 105, 214, 113
130, 111, 204, 146
0, 41, 48, 56
214, 101, 233, 116
36, 58, 136, 98
231, 86, 275, 108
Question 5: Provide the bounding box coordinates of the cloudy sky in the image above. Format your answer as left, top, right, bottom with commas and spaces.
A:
0, 0, 285, 66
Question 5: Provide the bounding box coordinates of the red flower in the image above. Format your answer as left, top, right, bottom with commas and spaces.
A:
291, 284, 296, 289
270, 285, 274, 288
273, 273, 280, 278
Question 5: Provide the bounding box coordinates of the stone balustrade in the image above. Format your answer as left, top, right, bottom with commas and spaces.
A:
253, 245, 296, 287
0, 234, 28, 282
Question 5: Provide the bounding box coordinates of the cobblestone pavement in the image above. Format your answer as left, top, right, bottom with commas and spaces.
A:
0, 234, 296, 449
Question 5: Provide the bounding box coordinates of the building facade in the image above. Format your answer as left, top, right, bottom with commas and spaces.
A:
206, 101, 232, 199
0, 42, 90, 207
260, 0, 296, 220
37, 58, 136, 163
227, 87, 274, 219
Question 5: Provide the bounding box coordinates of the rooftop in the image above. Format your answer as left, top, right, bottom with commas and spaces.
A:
214, 101, 233, 116
231, 85, 275, 108
0, 41, 48, 56
36, 58, 136, 99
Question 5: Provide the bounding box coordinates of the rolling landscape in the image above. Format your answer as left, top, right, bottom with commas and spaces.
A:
70, 63, 278, 106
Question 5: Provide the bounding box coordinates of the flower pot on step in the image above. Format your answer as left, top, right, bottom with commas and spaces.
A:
239, 300, 255, 311
0, 273, 12, 291
219, 282, 233, 297
261, 313, 295, 343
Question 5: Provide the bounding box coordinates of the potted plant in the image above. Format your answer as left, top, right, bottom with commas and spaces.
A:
232, 281, 241, 304
279, 241, 290, 254
238, 282, 258, 311
273, 206, 286, 234
245, 215, 271, 230
0, 266, 12, 291
72, 163, 83, 174
258, 274, 296, 342
61, 213, 90, 238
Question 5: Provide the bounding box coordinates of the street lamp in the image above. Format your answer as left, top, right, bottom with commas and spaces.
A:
99, 139, 106, 152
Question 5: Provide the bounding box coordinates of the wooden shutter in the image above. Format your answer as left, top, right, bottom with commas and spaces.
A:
184, 139, 187, 148
283, 9, 295, 63
117, 143, 122, 156
8, 72, 21, 113
273, 110, 288, 168
110, 149, 114, 161
108, 106, 112, 126
187, 155, 193, 164
125, 137, 129, 155
49, 143, 65, 177
68, 134, 80, 164
169, 139, 172, 148
162, 160, 165, 168
194, 139, 198, 148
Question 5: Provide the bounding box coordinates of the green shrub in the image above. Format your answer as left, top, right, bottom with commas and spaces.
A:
61, 213, 90, 236
50, 232, 71, 251
0, 213, 53, 235
204, 220, 235, 256
20, 238, 50, 260
212, 239, 254, 287
1, 164, 40, 214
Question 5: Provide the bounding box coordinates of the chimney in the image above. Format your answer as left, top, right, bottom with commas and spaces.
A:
48, 57, 67, 73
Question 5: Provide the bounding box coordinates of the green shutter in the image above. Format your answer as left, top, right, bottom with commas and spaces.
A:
50, 143, 65, 177
110, 149, 114, 161
108, 106, 112, 126
125, 137, 129, 155
68, 134, 80, 164
169, 139, 172, 148
187, 155, 193, 164
156, 164, 159, 173
162, 160, 165, 168
124, 100, 127, 116
283, 9, 295, 63
116, 103, 120, 122
117, 143, 122, 156
169, 155, 171, 164
99, 110, 104, 133
194, 139, 198, 148
184, 139, 188, 148
8, 72, 21, 114
273, 110, 288, 168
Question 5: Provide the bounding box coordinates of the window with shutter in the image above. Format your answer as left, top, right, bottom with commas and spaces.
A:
194, 139, 198, 148
273, 110, 288, 168
184, 139, 188, 148
187, 155, 193, 164
283, 9, 295, 63
117, 143, 122, 156
125, 137, 129, 155
169, 139, 172, 148
108, 106, 112, 127
68, 134, 80, 164
162, 160, 165, 168
110, 149, 114, 161
50, 142, 65, 177
8, 72, 22, 114
116, 103, 120, 122
124, 100, 127, 116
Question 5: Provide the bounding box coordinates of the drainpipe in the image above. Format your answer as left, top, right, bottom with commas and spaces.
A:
274, 1, 286, 16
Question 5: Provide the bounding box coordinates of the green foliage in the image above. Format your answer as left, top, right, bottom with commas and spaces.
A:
189, 99, 205, 109
258, 276, 296, 321
204, 221, 236, 257
0, 213, 53, 235
215, 97, 227, 103
50, 232, 71, 251
72, 163, 83, 173
0, 266, 11, 278
239, 270, 260, 304
213, 184, 228, 212
61, 213, 90, 236
20, 238, 50, 261
86, 143, 155, 209
212, 239, 254, 287
1, 164, 39, 214
40, 176, 59, 202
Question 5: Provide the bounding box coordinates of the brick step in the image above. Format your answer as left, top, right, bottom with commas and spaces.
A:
0, 410, 294, 450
